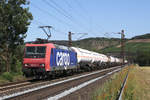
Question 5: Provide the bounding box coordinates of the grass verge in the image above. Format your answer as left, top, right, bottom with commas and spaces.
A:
93, 65, 150, 100
92, 65, 130, 100
122, 65, 150, 100
0, 72, 26, 85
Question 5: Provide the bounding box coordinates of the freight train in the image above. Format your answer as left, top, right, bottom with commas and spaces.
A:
23, 43, 124, 79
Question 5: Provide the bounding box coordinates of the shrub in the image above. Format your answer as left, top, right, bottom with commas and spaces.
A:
1, 72, 13, 82
16, 59, 23, 75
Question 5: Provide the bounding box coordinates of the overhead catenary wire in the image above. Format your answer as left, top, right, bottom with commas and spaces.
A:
50, 0, 73, 19
63, 0, 73, 9
30, 0, 106, 41
43, 0, 89, 32
29, 2, 71, 36
33, 19, 45, 26
31, 2, 72, 27
43, 0, 73, 21
52, 28, 66, 35
27, 17, 66, 37
50, 0, 89, 32
73, 0, 89, 19
73, 0, 106, 37
32, 0, 92, 37
72, 0, 97, 35
72, 0, 92, 31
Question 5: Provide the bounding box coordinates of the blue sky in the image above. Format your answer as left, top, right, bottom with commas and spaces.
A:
26, 0, 150, 41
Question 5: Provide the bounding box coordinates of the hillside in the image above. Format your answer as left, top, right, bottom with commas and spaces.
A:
28, 33, 150, 54
132, 33, 150, 39
102, 42, 150, 53
127, 39, 150, 43
101, 40, 150, 66
39, 37, 121, 52
72, 37, 120, 51
102, 33, 150, 53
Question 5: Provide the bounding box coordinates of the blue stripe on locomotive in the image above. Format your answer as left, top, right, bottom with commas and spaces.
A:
50, 48, 77, 68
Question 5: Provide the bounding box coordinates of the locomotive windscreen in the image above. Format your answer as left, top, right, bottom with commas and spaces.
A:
24, 46, 46, 58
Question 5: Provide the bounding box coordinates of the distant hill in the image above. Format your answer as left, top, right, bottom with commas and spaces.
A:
28, 37, 121, 52
27, 33, 150, 53
27, 33, 150, 54
102, 34, 150, 54
108, 33, 150, 54
51, 37, 121, 52
102, 42, 150, 54
127, 39, 150, 43
72, 37, 120, 52
132, 33, 150, 39
101, 33, 150, 66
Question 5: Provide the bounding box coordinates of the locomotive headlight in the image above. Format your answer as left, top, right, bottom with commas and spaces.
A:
24, 64, 28, 67
40, 64, 45, 67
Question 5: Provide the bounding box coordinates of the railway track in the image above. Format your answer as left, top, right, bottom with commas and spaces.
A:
0, 81, 31, 92
0, 73, 83, 95
0, 66, 123, 100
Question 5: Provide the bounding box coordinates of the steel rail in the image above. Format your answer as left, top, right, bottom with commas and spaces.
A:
117, 66, 130, 100
47, 68, 121, 100
0, 82, 30, 90
0, 66, 121, 100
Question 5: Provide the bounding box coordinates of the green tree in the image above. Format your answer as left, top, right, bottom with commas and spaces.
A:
0, 0, 33, 72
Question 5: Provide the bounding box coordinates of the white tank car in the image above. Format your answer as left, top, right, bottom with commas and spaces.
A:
115, 58, 120, 63
90, 51, 109, 63
71, 47, 108, 64
100, 54, 109, 63
110, 56, 116, 63
71, 47, 93, 63
125, 60, 128, 63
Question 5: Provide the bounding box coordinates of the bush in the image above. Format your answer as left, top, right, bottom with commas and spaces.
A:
10, 55, 23, 75
1, 72, 13, 82
16, 59, 23, 75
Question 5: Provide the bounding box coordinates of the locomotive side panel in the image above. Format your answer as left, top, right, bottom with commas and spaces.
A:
50, 48, 77, 70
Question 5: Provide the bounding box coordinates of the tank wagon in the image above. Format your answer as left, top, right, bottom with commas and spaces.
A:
71, 47, 109, 70
23, 43, 123, 78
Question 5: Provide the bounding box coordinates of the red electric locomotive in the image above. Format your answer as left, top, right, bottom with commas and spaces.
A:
23, 43, 77, 78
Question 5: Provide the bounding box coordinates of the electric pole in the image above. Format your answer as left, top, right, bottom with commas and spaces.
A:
118, 30, 125, 65
68, 31, 74, 47
114, 30, 125, 65
121, 30, 125, 65
68, 32, 88, 47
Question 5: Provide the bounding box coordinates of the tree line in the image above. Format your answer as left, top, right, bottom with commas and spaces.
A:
133, 50, 150, 66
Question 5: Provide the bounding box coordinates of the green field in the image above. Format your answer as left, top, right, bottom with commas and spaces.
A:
102, 42, 150, 53
102, 42, 150, 66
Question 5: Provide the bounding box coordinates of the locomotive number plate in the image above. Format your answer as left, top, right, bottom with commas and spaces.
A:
30, 64, 38, 66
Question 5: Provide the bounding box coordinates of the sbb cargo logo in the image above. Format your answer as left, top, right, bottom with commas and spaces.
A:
56, 52, 70, 66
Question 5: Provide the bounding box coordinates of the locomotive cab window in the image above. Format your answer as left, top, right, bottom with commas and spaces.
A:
37, 46, 46, 53
25, 46, 46, 58
26, 47, 35, 53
